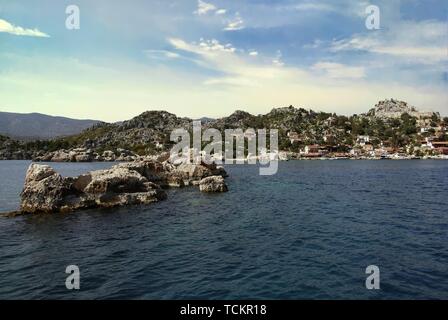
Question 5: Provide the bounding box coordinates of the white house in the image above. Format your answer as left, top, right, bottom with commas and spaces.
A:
356, 135, 370, 146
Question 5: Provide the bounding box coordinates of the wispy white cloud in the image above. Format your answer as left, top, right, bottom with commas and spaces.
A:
0, 18, 50, 37
272, 50, 284, 67
198, 39, 236, 53
224, 13, 245, 31
330, 20, 447, 64
169, 37, 306, 87
203, 77, 257, 87
169, 38, 237, 56
143, 49, 180, 60
293, 2, 335, 12
169, 37, 367, 86
311, 62, 366, 79
275, 0, 369, 17
192, 1, 246, 32
166, 36, 446, 115
303, 39, 324, 49
194, 0, 217, 16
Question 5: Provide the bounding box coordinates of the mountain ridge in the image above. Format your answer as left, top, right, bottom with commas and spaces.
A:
0, 111, 102, 140
1, 99, 446, 160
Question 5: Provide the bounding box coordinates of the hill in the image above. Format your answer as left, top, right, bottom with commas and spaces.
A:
0, 100, 446, 160
0, 111, 102, 140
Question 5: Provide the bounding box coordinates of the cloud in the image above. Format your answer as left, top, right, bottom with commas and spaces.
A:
330, 20, 447, 64
272, 51, 284, 67
311, 62, 366, 79
144, 49, 180, 60
194, 0, 217, 15
203, 77, 258, 87
169, 38, 236, 55
3, 30, 447, 123
0, 19, 50, 37
293, 2, 335, 12
303, 39, 324, 49
165, 36, 446, 116
224, 13, 244, 31
193, 1, 242, 31
2, 1, 447, 120
199, 39, 236, 53
275, 0, 369, 17
169, 37, 305, 87
249, 51, 258, 56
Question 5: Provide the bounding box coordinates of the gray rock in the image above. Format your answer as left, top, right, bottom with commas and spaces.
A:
51, 150, 71, 162
20, 164, 73, 213
83, 168, 149, 194
75, 153, 93, 162
199, 176, 228, 193
102, 150, 116, 161
19, 164, 166, 214
176, 163, 214, 180
16, 158, 229, 214
368, 99, 436, 120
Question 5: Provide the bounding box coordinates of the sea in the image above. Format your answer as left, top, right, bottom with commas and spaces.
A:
0, 160, 447, 299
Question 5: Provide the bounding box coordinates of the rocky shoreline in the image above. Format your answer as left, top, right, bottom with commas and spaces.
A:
4, 158, 228, 216
32, 148, 138, 162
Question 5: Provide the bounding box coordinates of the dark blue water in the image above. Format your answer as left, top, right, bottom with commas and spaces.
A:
0, 160, 447, 299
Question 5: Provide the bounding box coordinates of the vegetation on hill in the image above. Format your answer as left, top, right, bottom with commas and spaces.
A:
1, 100, 446, 160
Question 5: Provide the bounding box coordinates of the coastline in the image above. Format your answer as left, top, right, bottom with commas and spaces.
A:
1, 156, 448, 162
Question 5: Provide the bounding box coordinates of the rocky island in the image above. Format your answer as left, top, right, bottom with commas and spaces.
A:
12, 158, 228, 215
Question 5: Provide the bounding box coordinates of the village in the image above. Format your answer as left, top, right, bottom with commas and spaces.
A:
281, 125, 448, 160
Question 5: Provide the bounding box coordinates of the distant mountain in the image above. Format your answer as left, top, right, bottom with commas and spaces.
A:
0, 112, 102, 140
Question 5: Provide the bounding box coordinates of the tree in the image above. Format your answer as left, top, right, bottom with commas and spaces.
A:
431, 113, 440, 123
400, 113, 417, 135
443, 117, 448, 127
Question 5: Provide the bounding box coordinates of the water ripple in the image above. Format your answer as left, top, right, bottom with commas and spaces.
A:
0, 160, 447, 299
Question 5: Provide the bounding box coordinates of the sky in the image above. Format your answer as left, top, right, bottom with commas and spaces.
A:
0, 0, 447, 122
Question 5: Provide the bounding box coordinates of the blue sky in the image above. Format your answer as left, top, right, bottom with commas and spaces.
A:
0, 0, 447, 121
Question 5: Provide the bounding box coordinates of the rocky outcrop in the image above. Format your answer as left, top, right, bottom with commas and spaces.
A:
20, 165, 77, 213
50, 150, 72, 162
18, 160, 228, 214
20, 163, 166, 214
367, 99, 436, 120
199, 176, 228, 193
113, 159, 227, 187
102, 150, 116, 162
165, 162, 228, 186
32, 148, 139, 163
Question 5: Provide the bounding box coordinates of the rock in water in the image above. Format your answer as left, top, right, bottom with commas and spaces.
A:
20, 163, 167, 214
18, 160, 228, 214
114, 160, 228, 188
176, 163, 213, 180
82, 168, 149, 194
20, 164, 73, 213
199, 176, 228, 193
